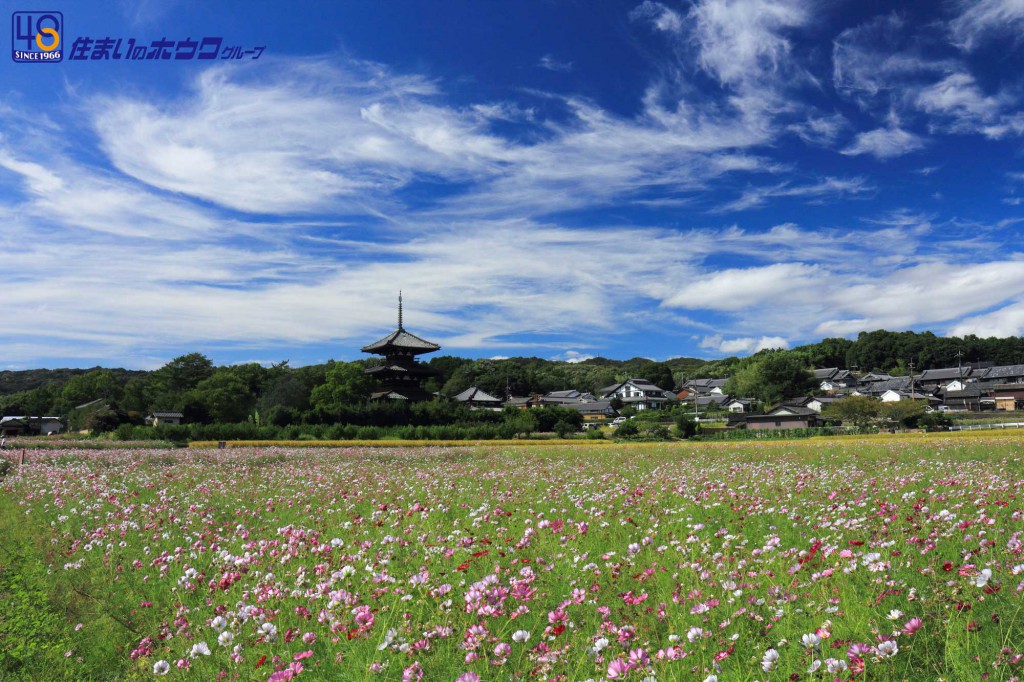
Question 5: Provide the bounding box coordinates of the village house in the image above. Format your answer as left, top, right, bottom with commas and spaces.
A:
744, 405, 826, 430
915, 367, 972, 389
0, 415, 64, 436
813, 368, 857, 393
146, 411, 184, 427
599, 378, 675, 410
561, 400, 618, 421
682, 378, 729, 395
980, 364, 1024, 384
537, 389, 597, 406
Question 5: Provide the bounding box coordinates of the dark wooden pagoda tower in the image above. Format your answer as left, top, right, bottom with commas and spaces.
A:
360, 293, 441, 401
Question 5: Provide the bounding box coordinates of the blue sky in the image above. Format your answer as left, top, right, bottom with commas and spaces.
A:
2, 0, 1024, 369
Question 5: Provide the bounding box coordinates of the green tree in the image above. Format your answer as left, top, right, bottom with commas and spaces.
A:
502, 409, 538, 438
615, 419, 639, 438
823, 395, 880, 428
151, 353, 215, 406
120, 377, 154, 414
879, 400, 928, 429
309, 362, 376, 414
674, 414, 699, 439
58, 369, 123, 411
725, 351, 814, 405
85, 407, 122, 433
183, 371, 255, 424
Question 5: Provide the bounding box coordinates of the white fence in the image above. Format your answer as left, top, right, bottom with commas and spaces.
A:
949, 422, 1024, 431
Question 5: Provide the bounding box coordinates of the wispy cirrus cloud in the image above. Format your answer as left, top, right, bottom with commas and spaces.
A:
842, 123, 926, 160
538, 54, 573, 73
716, 176, 872, 212
949, 0, 1024, 51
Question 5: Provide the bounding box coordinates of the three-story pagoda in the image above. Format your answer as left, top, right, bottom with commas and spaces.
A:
360, 294, 440, 401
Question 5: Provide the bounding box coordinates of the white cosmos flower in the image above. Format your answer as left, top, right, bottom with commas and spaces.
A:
761, 648, 779, 672
211, 616, 227, 632
190, 641, 211, 657
975, 568, 992, 587
153, 660, 170, 675
876, 640, 898, 658
801, 633, 821, 648
826, 658, 848, 673
512, 630, 530, 643
218, 631, 234, 646
886, 609, 904, 620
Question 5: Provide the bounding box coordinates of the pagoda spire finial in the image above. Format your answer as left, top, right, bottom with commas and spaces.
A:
398, 291, 403, 330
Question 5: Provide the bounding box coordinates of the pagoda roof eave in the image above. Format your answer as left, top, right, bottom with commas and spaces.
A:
360, 328, 441, 355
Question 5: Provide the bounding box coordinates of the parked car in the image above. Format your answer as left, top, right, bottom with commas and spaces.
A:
611, 416, 629, 427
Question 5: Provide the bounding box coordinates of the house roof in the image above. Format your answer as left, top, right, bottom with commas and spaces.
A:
917, 367, 972, 382
863, 377, 917, 394
766, 405, 820, 417
541, 390, 596, 404
982, 364, 1024, 380
561, 400, 616, 414
745, 409, 822, 422
546, 390, 581, 399
600, 378, 672, 397
813, 367, 839, 380
684, 378, 729, 389
941, 388, 986, 399
454, 386, 503, 403
151, 411, 184, 418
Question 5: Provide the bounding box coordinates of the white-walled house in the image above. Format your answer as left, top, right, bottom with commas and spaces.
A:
599, 378, 674, 410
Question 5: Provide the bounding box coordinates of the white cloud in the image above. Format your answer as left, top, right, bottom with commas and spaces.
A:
818, 260, 1024, 334
842, 125, 925, 160
664, 262, 822, 310
949, 301, 1024, 337
701, 334, 789, 354
538, 54, 573, 72
558, 351, 596, 363
787, 113, 848, 146
915, 73, 1003, 132
717, 176, 872, 212
92, 60, 517, 215
833, 14, 953, 105
950, 0, 1024, 51
630, 1, 684, 34
686, 0, 810, 89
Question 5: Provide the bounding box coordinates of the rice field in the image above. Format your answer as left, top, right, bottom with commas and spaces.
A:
2, 436, 1023, 681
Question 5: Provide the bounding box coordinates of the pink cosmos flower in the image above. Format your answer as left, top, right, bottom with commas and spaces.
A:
607, 658, 631, 679
402, 662, 423, 682
902, 617, 923, 635
456, 674, 480, 682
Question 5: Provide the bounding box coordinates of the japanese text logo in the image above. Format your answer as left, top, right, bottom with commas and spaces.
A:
12, 11, 63, 63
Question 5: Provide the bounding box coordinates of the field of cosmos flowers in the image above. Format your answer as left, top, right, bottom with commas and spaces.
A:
2, 436, 1023, 681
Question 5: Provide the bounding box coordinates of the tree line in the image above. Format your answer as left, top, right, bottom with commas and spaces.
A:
1, 329, 1022, 434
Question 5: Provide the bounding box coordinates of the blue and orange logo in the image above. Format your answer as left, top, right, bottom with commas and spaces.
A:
12, 11, 63, 63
